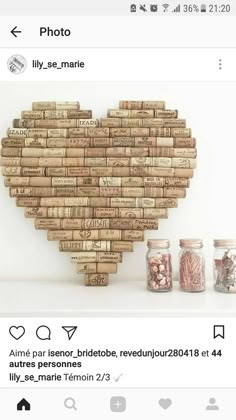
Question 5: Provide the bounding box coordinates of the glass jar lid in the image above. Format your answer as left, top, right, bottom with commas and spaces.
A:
147, 239, 170, 249
214, 239, 236, 248
179, 239, 203, 249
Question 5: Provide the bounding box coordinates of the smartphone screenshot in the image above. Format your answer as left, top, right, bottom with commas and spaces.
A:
0, 1, 235, 418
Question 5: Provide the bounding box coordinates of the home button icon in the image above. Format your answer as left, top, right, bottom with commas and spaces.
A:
17, 398, 31, 411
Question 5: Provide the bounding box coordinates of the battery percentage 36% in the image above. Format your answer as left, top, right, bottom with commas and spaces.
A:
183, 4, 200, 12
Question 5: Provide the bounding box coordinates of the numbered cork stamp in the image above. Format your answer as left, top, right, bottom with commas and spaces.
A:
0, 100, 197, 286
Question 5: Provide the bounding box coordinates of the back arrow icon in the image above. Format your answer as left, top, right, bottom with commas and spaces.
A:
11, 26, 22, 38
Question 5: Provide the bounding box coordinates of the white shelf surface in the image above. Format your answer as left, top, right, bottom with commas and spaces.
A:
0, 278, 235, 317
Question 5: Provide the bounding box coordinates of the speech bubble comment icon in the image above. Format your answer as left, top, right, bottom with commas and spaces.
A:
36, 325, 51, 341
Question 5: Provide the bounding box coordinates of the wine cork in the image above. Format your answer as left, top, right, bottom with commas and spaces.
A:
119, 101, 143, 110
5, 177, 51, 187
27, 129, 49, 138
22, 167, 46, 176
172, 148, 197, 158
55, 187, 76, 197
156, 138, 174, 147
22, 148, 66, 158
153, 157, 172, 167
155, 110, 178, 118
148, 167, 175, 177
32, 101, 80, 110
77, 263, 97, 273
85, 148, 106, 158
136, 198, 155, 207
143, 177, 164, 187
47, 207, 93, 218
90, 138, 111, 147
130, 110, 154, 118
84, 158, 106, 167
142, 118, 164, 128
74, 230, 120, 240
171, 128, 192, 137
25, 138, 47, 148
150, 128, 171, 137
87, 128, 110, 138
143, 101, 165, 109
174, 168, 194, 178
110, 197, 136, 208
21, 111, 44, 119
129, 167, 149, 176
144, 187, 164, 197
1, 148, 22, 157
38, 158, 62, 167
121, 119, 143, 128
107, 109, 130, 118
171, 158, 197, 169
77, 119, 98, 127
99, 177, 121, 187
1, 138, 25, 147
134, 137, 156, 147
52, 177, 77, 187
10, 187, 56, 197
111, 241, 133, 252
35, 219, 61, 229
77, 177, 99, 186
16, 197, 41, 207
118, 208, 143, 218
76, 187, 100, 196
98, 230, 121, 240
112, 138, 135, 147
89, 197, 110, 207
71, 252, 97, 263
84, 273, 109, 286
174, 138, 196, 148
110, 128, 131, 137
41, 197, 89, 206
13, 119, 35, 128
164, 177, 190, 187
2, 167, 22, 176
97, 252, 122, 263
163, 187, 186, 198
67, 168, 90, 177
46, 168, 66, 176
100, 118, 121, 128
100, 187, 121, 197
122, 230, 144, 241
97, 263, 117, 273
105, 147, 126, 157
94, 208, 119, 218
62, 158, 84, 167
122, 187, 144, 197
59, 240, 111, 252
163, 119, 186, 128
143, 208, 168, 218
112, 167, 130, 176
90, 167, 113, 177
121, 177, 144, 187
107, 157, 130, 167
131, 128, 149, 137
35, 119, 77, 129
48, 230, 73, 241
7, 128, 27, 138
155, 198, 178, 208
130, 157, 152, 166
25, 207, 48, 218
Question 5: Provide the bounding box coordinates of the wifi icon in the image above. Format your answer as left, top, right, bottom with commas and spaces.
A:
162, 3, 169, 11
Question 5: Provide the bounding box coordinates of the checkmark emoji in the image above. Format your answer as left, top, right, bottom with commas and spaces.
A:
113, 374, 123, 382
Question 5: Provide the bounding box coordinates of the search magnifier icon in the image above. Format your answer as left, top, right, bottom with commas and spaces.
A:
64, 397, 77, 410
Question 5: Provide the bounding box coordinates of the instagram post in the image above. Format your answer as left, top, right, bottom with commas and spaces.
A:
0, 8, 236, 419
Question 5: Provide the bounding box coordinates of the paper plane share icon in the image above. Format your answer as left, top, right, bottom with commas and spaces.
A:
62, 326, 77, 340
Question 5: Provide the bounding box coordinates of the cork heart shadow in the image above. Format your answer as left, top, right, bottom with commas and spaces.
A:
0, 100, 197, 286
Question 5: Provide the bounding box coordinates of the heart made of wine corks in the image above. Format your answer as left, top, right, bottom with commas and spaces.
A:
0, 100, 197, 286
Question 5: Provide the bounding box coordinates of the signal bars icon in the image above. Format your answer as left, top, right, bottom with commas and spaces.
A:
172, 4, 181, 12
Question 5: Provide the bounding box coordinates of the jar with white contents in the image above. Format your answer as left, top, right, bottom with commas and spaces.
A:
179, 239, 205, 292
146, 239, 172, 292
213, 239, 236, 293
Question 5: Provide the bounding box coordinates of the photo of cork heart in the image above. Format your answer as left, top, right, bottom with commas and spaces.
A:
0, 100, 197, 286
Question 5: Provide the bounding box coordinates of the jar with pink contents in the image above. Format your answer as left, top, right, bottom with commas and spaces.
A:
179, 239, 205, 292
146, 239, 172, 292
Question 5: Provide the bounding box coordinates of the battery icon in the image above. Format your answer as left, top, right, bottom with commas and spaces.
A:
201, 4, 207, 12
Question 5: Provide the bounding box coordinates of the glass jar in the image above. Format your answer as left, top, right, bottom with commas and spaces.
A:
179, 239, 205, 292
146, 239, 172, 292
213, 239, 236, 293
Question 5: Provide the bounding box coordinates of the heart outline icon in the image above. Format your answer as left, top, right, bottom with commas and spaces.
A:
9, 326, 25, 340
159, 398, 172, 410
1, 100, 197, 286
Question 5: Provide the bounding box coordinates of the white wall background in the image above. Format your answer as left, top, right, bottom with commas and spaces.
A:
0, 81, 235, 286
